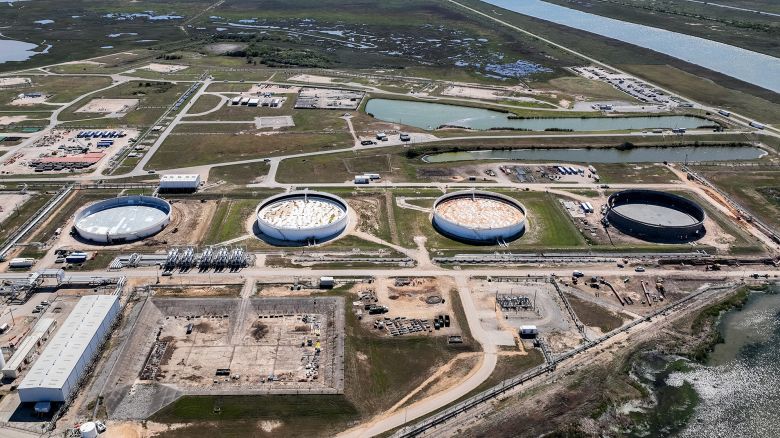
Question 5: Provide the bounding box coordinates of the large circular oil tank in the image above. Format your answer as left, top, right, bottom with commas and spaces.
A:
74, 195, 171, 244
606, 189, 705, 242
256, 191, 349, 242
432, 190, 526, 243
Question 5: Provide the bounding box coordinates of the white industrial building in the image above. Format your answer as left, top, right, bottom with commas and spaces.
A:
159, 174, 201, 191
2, 318, 57, 379
18, 295, 119, 403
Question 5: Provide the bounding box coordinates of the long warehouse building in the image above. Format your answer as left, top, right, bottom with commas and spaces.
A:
2, 317, 57, 379
18, 295, 119, 403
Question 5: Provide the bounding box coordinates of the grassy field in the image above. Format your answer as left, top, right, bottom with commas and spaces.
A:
0, 76, 112, 111
195, 0, 582, 81
1, 0, 584, 85
147, 130, 352, 169
152, 395, 359, 438
695, 167, 780, 230
544, 77, 634, 101
57, 81, 189, 127
186, 94, 223, 115
0, 191, 53, 246
208, 161, 270, 187
566, 293, 627, 333
201, 198, 262, 245
596, 163, 679, 184
0, 2, 201, 72
391, 188, 586, 252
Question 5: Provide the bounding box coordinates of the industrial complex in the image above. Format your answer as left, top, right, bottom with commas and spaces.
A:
0, 3, 778, 437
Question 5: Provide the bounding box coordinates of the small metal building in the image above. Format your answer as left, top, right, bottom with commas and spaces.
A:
159, 174, 201, 191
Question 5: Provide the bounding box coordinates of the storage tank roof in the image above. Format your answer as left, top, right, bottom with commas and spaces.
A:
435, 195, 524, 229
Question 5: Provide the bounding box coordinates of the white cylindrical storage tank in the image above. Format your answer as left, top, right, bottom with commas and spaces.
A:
80, 422, 98, 438
432, 190, 526, 243
256, 191, 349, 243
74, 195, 172, 244
9, 258, 35, 269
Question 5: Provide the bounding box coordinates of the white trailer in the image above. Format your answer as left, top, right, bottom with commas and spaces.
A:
9, 258, 34, 269
159, 174, 201, 191
319, 276, 335, 288
520, 325, 538, 337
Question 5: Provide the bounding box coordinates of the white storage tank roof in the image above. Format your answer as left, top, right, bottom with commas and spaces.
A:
80, 421, 98, 438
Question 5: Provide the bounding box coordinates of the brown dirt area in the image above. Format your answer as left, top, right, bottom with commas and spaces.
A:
153, 285, 243, 298
358, 277, 460, 336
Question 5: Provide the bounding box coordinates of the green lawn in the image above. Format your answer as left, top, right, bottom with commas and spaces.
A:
392, 189, 586, 251
152, 395, 359, 438
186, 94, 223, 114
0, 76, 112, 111
201, 198, 258, 245
696, 168, 780, 230
147, 130, 352, 169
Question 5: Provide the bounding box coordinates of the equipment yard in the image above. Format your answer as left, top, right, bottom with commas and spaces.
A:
0, 129, 138, 175
131, 296, 343, 394
294, 87, 365, 110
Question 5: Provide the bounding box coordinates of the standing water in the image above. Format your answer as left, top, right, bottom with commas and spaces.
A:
365, 99, 709, 131
0, 39, 44, 63
628, 289, 780, 437
480, 0, 780, 93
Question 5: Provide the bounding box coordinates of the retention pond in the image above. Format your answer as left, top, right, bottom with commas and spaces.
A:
365, 99, 709, 132
422, 146, 765, 164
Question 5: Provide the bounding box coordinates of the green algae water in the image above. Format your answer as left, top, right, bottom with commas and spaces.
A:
627, 288, 780, 437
